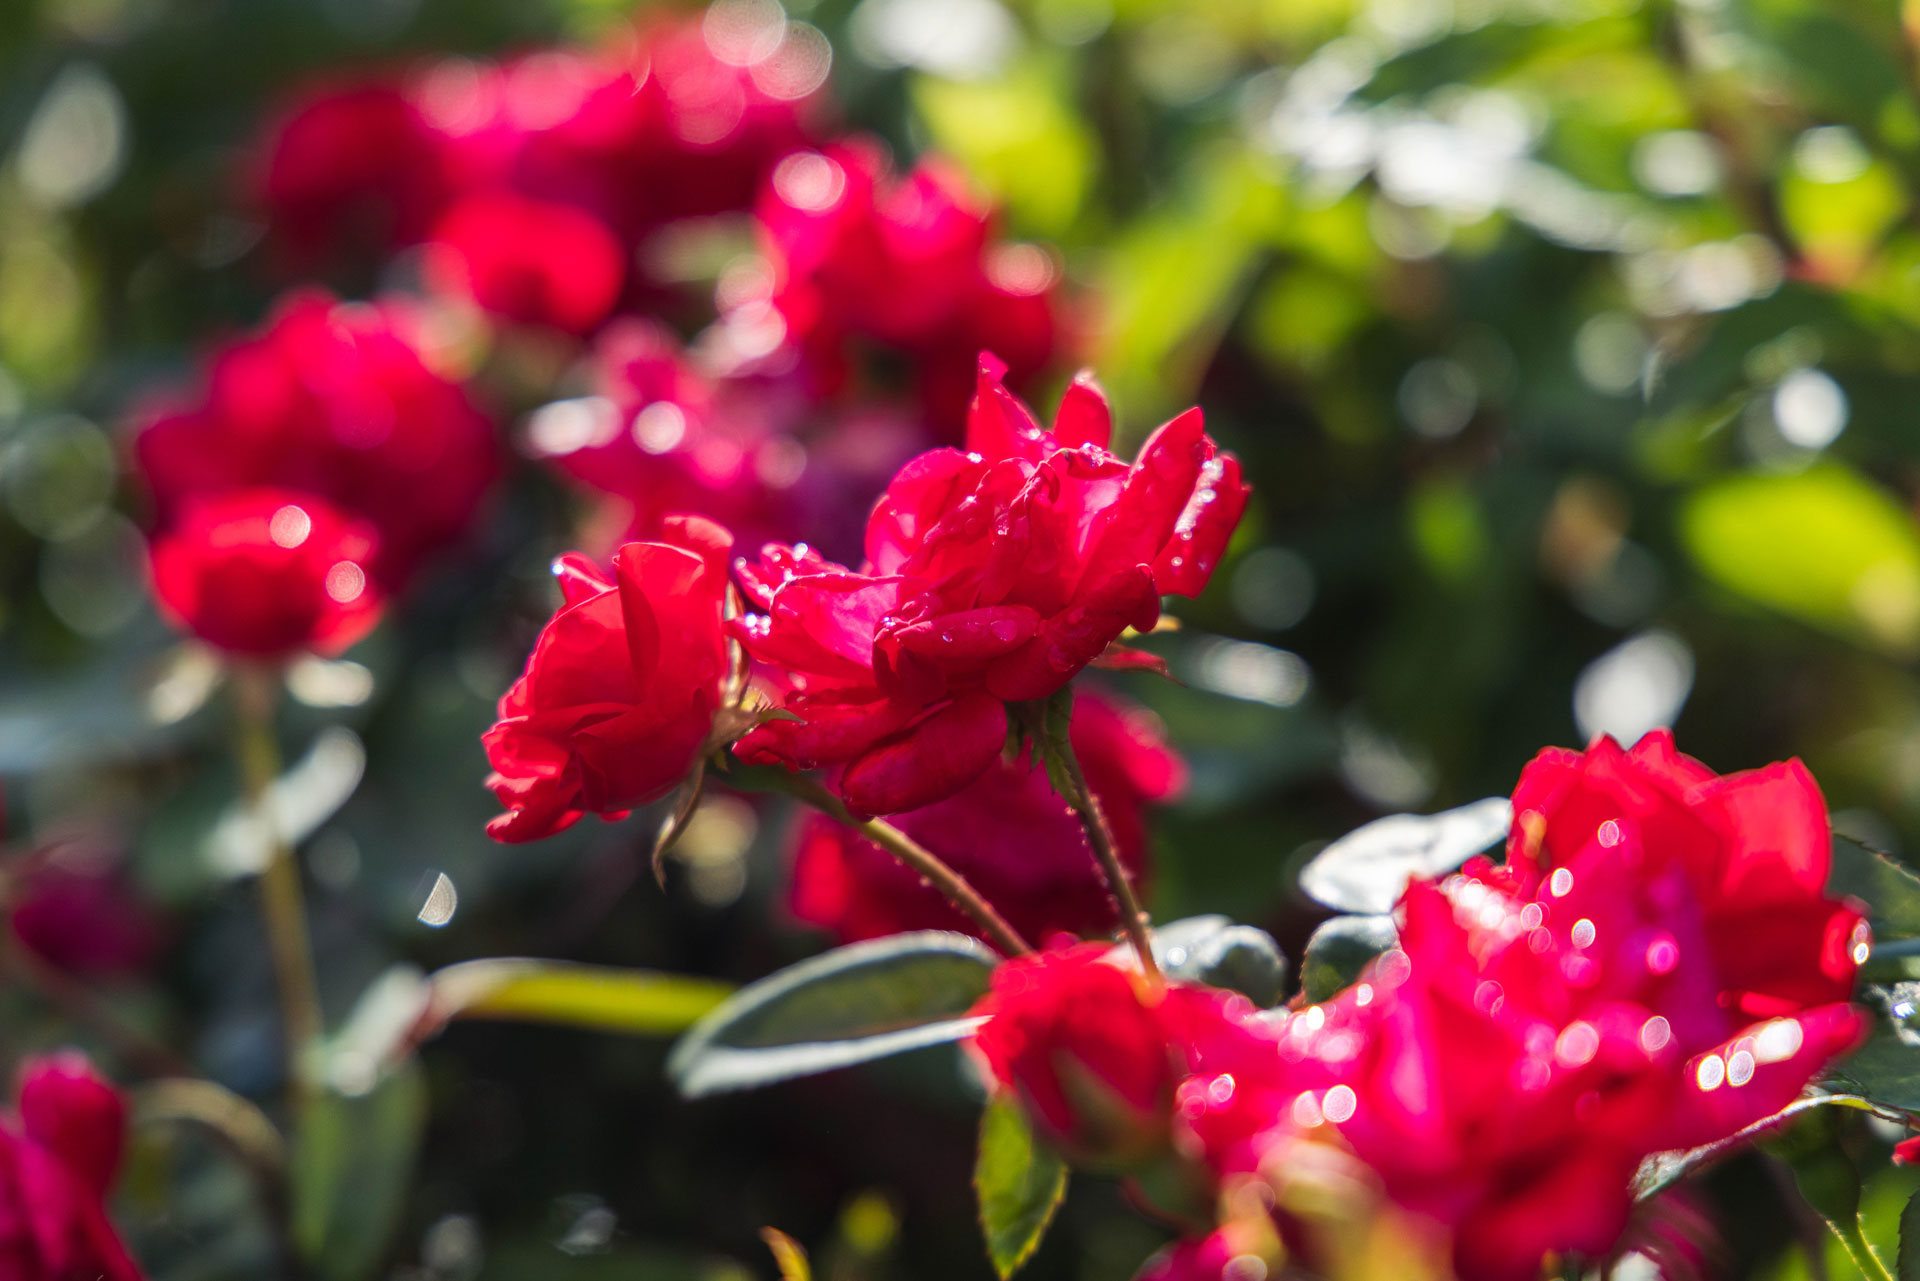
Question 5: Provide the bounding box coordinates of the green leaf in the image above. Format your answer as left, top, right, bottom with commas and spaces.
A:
1680, 465, 1920, 654
974, 1094, 1068, 1280
1634, 1095, 1882, 1201
1301, 914, 1398, 1003
1833, 983, 1920, 1111
1148, 915, 1289, 1007
1832, 836, 1920, 944
428, 958, 733, 1035
668, 931, 999, 1098
293, 1061, 427, 1281
1298, 797, 1511, 915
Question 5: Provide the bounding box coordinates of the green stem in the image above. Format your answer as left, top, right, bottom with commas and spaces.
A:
1832, 1218, 1896, 1281
1017, 706, 1160, 981
731, 766, 1034, 959
233, 667, 324, 1097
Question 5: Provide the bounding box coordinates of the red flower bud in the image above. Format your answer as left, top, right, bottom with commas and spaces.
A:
149, 489, 382, 659
0, 1053, 140, 1281
484, 516, 734, 842
423, 192, 625, 335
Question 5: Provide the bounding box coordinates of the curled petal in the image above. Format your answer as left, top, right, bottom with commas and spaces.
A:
1152, 451, 1249, 598
887, 604, 1040, 668
1051, 370, 1112, 450
964, 353, 1052, 463
839, 690, 1008, 815
985, 565, 1161, 703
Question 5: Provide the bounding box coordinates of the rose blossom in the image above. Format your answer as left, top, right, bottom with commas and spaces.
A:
133, 290, 498, 588
730, 354, 1248, 815
149, 489, 382, 659
1507, 730, 1865, 1020
0, 1053, 142, 1281
788, 690, 1184, 945
748, 140, 1065, 423
484, 516, 734, 843
969, 942, 1258, 1169
1173, 747, 1869, 1281
422, 192, 626, 335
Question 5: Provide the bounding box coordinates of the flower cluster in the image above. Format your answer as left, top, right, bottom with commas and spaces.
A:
967, 733, 1870, 1279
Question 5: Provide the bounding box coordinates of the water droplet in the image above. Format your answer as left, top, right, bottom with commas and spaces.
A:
1645, 933, 1679, 974
1570, 918, 1597, 949
1727, 1049, 1755, 1087
1549, 867, 1574, 897
1695, 1055, 1726, 1091
1322, 1084, 1357, 1123
1640, 1016, 1671, 1053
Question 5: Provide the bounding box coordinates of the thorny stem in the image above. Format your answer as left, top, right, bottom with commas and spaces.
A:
233, 667, 324, 1100
740, 768, 1034, 959
1830, 1219, 1896, 1281
1017, 705, 1161, 981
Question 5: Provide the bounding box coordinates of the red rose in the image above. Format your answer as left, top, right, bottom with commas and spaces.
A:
133, 290, 499, 588
149, 489, 382, 659
749, 141, 1065, 423
788, 690, 1185, 945
969, 943, 1255, 1168
0, 1053, 141, 1281
1508, 730, 1866, 1020
1175, 812, 1867, 1281
423, 192, 626, 335
484, 516, 734, 843
731, 354, 1248, 815
251, 81, 452, 267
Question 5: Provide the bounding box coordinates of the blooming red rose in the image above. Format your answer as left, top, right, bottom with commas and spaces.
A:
748, 141, 1065, 423
149, 489, 382, 659
1175, 809, 1867, 1281
484, 516, 734, 843
1507, 730, 1866, 1021
969, 942, 1256, 1168
731, 355, 1248, 815
423, 192, 626, 335
789, 690, 1184, 945
0, 1053, 141, 1281
133, 290, 498, 587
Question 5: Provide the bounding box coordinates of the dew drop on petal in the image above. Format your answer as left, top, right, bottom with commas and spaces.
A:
1290, 1090, 1324, 1128
1755, 1018, 1804, 1064
1322, 1084, 1357, 1124
1639, 1016, 1671, 1054
1727, 1049, 1756, 1087
1555, 1021, 1599, 1068
1645, 932, 1679, 975
1549, 867, 1574, 897
1597, 819, 1622, 847
1695, 1055, 1726, 1091
1570, 918, 1597, 949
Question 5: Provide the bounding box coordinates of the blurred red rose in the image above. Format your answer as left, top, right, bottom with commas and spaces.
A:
0, 1053, 140, 1281
970, 942, 1256, 1168
789, 690, 1184, 945
1175, 798, 1868, 1281
423, 192, 626, 335
133, 290, 499, 588
731, 355, 1248, 815
8, 839, 164, 979
484, 516, 734, 843
1508, 730, 1866, 1021
251, 80, 451, 267
150, 489, 382, 659
749, 140, 1065, 425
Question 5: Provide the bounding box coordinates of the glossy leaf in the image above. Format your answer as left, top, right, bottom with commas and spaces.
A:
1833, 983, 1920, 1112
1298, 797, 1511, 915
1831, 836, 1920, 943
1900, 1188, 1920, 1281
668, 931, 998, 1098
1301, 914, 1399, 1003
1149, 915, 1289, 1007
974, 1094, 1068, 1280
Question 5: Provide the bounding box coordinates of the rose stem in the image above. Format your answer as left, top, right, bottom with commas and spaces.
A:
750, 769, 1034, 959
233, 666, 324, 1100
1049, 732, 1161, 982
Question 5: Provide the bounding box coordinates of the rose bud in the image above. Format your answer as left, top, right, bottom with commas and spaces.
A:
968, 943, 1253, 1170
788, 690, 1183, 946
731, 354, 1249, 816
8, 838, 164, 979
483, 516, 734, 843
423, 192, 626, 336
0, 1053, 141, 1281
1507, 730, 1867, 1021
149, 489, 382, 660
132, 289, 499, 588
